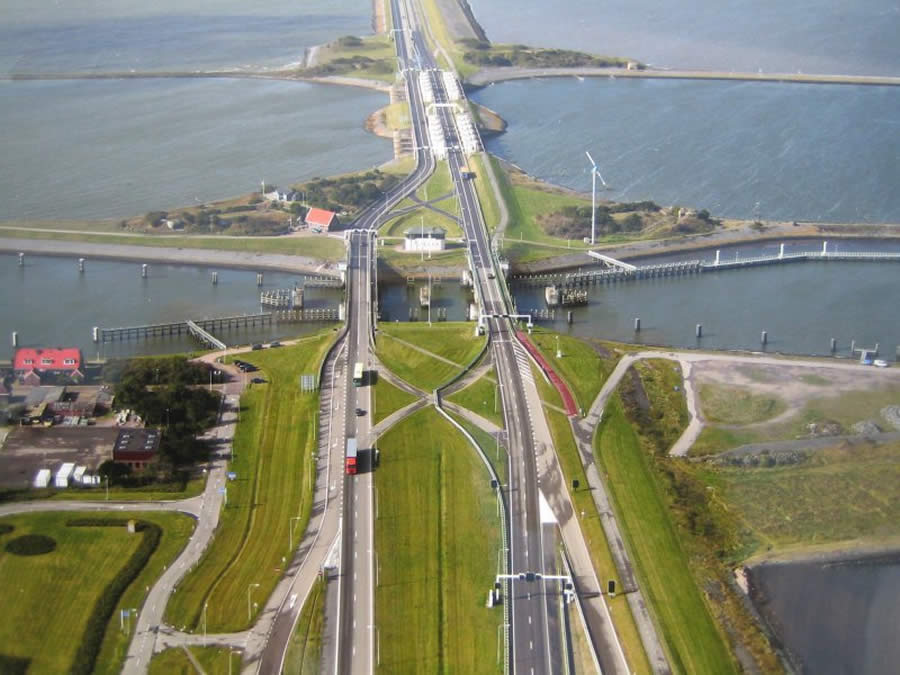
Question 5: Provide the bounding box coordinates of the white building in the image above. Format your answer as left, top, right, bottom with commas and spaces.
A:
404, 226, 446, 252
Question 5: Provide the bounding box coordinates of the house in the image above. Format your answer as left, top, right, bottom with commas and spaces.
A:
14, 348, 84, 384
266, 188, 300, 202
113, 428, 161, 471
404, 225, 446, 252
305, 207, 339, 231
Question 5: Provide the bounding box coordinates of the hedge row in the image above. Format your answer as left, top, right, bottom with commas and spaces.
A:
65, 519, 162, 675
0, 523, 14, 536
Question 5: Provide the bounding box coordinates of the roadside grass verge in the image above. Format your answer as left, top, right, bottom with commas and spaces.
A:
417, 159, 455, 202
148, 646, 242, 675
0, 511, 193, 675
377, 243, 468, 273
0, 476, 206, 504
696, 440, 900, 554
542, 408, 651, 674
373, 375, 418, 425
527, 327, 617, 412
447, 410, 508, 483
376, 322, 486, 391
380, 207, 462, 238
375, 407, 502, 673
446, 368, 504, 428
0, 228, 346, 261
698, 384, 786, 424
470, 154, 501, 232
382, 101, 410, 130
164, 334, 333, 632
596, 395, 737, 674
282, 576, 326, 675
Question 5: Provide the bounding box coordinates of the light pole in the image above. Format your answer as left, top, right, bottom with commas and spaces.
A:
229, 649, 241, 675
289, 516, 302, 551
202, 602, 208, 645
105, 475, 109, 501
556, 334, 562, 359
247, 583, 260, 623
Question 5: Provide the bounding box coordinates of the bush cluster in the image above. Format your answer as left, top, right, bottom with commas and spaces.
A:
66, 519, 162, 675
0, 523, 14, 536
4, 534, 57, 556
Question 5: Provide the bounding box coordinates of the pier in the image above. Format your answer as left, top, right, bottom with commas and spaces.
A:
186, 320, 226, 351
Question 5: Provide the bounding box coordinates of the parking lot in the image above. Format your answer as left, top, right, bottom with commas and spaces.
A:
0, 427, 119, 488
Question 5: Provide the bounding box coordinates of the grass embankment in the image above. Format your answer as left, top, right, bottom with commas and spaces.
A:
697, 440, 900, 555
304, 34, 397, 82
373, 375, 418, 425
468, 154, 501, 233
417, 0, 479, 76
382, 101, 410, 130
375, 407, 502, 672
698, 384, 786, 424
282, 576, 326, 675
377, 244, 468, 273
376, 322, 485, 391
460, 40, 636, 71
691, 379, 900, 456
446, 411, 508, 484
597, 359, 782, 672
165, 334, 333, 632
527, 328, 618, 412
0, 227, 345, 261
446, 368, 503, 428
0, 512, 194, 675
148, 647, 242, 674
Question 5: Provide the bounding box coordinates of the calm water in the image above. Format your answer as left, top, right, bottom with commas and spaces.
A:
750, 555, 900, 674
379, 281, 473, 323
468, 0, 900, 75
0, 78, 390, 220
473, 78, 900, 224
1, 0, 373, 73
0, 253, 341, 357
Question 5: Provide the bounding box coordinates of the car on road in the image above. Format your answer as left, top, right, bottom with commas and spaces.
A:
355, 408, 366, 416
487, 271, 495, 279
269, 341, 282, 348
251, 343, 263, 351
251, 377, 267, 384
874, 359, 889, 368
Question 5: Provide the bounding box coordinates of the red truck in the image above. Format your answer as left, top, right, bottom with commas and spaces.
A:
345, 438, 358, 475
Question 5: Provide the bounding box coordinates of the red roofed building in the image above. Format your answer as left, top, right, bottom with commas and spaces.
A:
305, 207, 340, 231
14, 348, 84, 384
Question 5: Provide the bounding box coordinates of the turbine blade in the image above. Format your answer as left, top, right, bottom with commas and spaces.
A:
585, 150, 596, 168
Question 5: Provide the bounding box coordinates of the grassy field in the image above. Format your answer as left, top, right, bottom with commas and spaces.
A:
307, 33, 397, 82
377, 244, 468, 273
379, 208, 462, 238
527, 328, 617, 412
165, 334, 333, 632
148, 646, 242, 674
698, 384, 786, 424
373, 375, 418, 425
470, 154, 502, 232
383, 101, 410, 130
698, 441, 900, 554
0, 228, 346, 261
596, 395, 736, 675
0, 511, 194, 675
375, 407, 502, 673
376, 322, 486, 391
446, 368, 504, 428
447, 410, 508, 481
542, 409, 651, 674
282, 576, 326, 675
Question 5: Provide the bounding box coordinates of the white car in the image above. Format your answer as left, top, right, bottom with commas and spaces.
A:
873, 359, 888, 368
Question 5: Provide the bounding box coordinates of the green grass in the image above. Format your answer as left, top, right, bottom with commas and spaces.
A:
447, 410, 508, 483
702, 441, 900, 554
469, 154, 501, 233
595, 396, 736, 675
376, 322, 486, 391
374, 375, 419, 425
148, 646, 242, 675
542, 409, 652, 674
446, 368, 504, 428
377, 244, 469, 272
0, 476, 206, 505
379, 208, 462, 239
689, 426, 758, 457
527, 328, 617, 412
417, 160, 455, 202
417, 0, 479, 77
164, 334, 333, 633
698, 384, 787, 425
383, 101, 410, 130
306, 33, 398, 82
375, 407, 502, 673
0, 228, 346, 261
282, 576, 326, 675
0, 511, 194, 675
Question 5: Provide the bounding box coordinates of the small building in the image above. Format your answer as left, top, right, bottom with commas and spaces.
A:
305, 207, 340, 231
404, 226, 446, 252
55, 462, 75, 488
113, 428, 161, 471
14, 347, 84, 384
22, 386, 66, 424
33, 468, 51, 489
266, 188, 300, 202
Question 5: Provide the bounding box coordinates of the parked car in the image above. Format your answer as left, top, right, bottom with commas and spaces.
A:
251, 343, 263, 351
269, 341, 282, 348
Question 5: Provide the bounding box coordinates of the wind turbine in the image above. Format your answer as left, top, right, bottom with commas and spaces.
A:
585, 151, 608, 245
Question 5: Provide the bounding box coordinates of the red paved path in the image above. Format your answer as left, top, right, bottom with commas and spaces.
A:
516, 331, 579, 416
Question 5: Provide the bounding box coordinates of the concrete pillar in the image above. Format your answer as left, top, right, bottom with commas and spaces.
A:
92, 327, 99, 343
779, 243, 784, 259
851, 339, 856, 353
338, 303, 346, 322
822, 240, 828, 255
830, 338, 837, 353
567, 311, 573, 324
256, 273, 263, 286
761, 330, 768, 345
11, 331, 18, 347
141, 264, 148, 278
78, 258, 85, 273
874, 343, 879, 355
18, 252, 24, 266
696, 323, 703, 338
634, 317, 641, 332
714, 250, 720, 266
211, 272, 218, 285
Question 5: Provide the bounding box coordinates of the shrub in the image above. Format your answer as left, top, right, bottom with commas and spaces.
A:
0, 523, 14, 536
5, 534, 57, 556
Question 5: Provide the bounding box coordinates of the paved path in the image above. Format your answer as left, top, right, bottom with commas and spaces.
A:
442, 400, 502, 435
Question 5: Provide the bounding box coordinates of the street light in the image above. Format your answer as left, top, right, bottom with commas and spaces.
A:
247, 583, 260, 623
202, 602, 208, 645
228, 649, 241, 675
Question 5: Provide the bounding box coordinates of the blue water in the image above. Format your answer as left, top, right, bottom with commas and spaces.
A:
468, 0, 900, 75
473, 78, 900, 223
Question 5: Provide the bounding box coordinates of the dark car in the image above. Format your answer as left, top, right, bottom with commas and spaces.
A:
251, 343, 263, 351
251, 377, 267, 384
355, 408, 366, 416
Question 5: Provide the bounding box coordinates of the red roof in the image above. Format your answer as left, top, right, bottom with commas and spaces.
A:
14, 348, 82, 372
305, 208, 338, 228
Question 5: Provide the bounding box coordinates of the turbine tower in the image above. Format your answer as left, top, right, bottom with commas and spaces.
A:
585, 151, 607, 246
